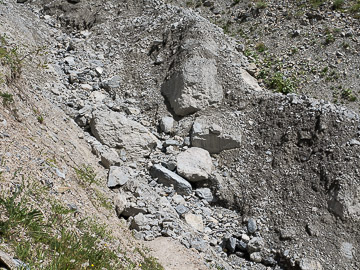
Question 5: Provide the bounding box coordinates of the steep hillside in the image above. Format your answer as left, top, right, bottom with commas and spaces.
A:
0, 0, 359, 270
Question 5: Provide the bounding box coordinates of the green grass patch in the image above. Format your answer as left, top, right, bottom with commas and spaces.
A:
0, 187, 163, 270
75, 164, 98, 186
266, 72, 296, 94
0, 92, 14, 106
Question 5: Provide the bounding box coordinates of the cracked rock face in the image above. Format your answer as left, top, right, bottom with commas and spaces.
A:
161, 56, 223, 116
177, 147, 213, 182
191, 116, 241, 154
90, 109, 159, 158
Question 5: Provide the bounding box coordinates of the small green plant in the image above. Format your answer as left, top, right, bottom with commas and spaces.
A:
266, 72, 296, 94
186, 0, 193, 7
136, 248, 164, 270
309, 0, 327, 8
324, 33, 335, 45
342, 88, 356, 101
350, 1, 360, 13
0, 35, 22, 82
342, 42, 350, 49
222, 21, 231, 34
320, 66, 329, 77
37, 115, 44, 124
255, 1, 267, 9
255, 42, 267, 53
0, 91, 13, 106
332, 0, 344, 9
0, 189, 44, 238
94, 188, 113, 210
75, 164, 98, 186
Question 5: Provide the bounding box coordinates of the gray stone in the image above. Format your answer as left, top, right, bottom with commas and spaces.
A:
90, 110, 159, 159
122, 205, 147, 218
150, 164, 192, 196
223, 236, 237, 253
280, 227, 295, 240
175, 204, 189, 215
102, 75, 121, 91
161, 56, 223, 116
327, 175, 360, 220
160, 116, 175, 134
236, 240, 247, 252
172, 194, 185, 205
184, 213, 204, 232
55, 168, 66, 179
101, 148, 121, 169
247, 218, 257, 234
340, 242, 354, 259
195, 188, 214, 202
107, 166, 131, 188
298, 258, 323, 270
0, 250, 17, 269
247, 237, 264, 253
64, 56, 75, 66
191, 238, 207, 252
164, 139, 180, 147
263, 256, 277, 266
114, 192, 127, 217
191, 117, 241, 154
130, 213, 148, 231
177, 147, 213, 182
250, 252, 262, 263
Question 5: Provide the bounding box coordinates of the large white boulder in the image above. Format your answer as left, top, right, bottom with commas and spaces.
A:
177, 147, 213, 182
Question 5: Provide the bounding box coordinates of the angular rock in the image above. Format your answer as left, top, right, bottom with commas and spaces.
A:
175, 204, 189, 216
236, 240, 247, 252
184, 213, 204, 232
107, 166, 131, 188
247, 237, 264, 253
161, 56, 223, 116
191, 238, 207, 252
195, 188, 214, 202
122, 204, 147, 218
239, 68, 262, 92
102, 75, 121, 91
172, 194, 186, 205
0, 250, 17, 269
223, 236, 237, 253
177, 147, 213, 182
150, 164, 192, 196
298, 258, 323, 270
160, 116, 175, 134
250, 252, 262, 263
114, 192, 127, 217
130, 213, 148, 231
327, 175, 360, 220
191, 117, 241, 154
101, 148, 121, 169
90, 110, 159, 158
340, 242, 354, 259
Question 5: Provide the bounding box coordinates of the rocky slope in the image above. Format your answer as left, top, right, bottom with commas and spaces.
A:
0, 0, 359, 270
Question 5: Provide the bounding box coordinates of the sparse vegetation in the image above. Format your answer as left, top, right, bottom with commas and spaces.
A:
255, 42, 267, 53
255, 1, 267, 9
333, 0, 345, 9
266, 72, 296, 94
341, 88, 356, 101
324, 33, 335, 45
75, 164, 98, 186
0, 185, 163, 270
0, 34, 22, 83
0, 91, 14, 106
